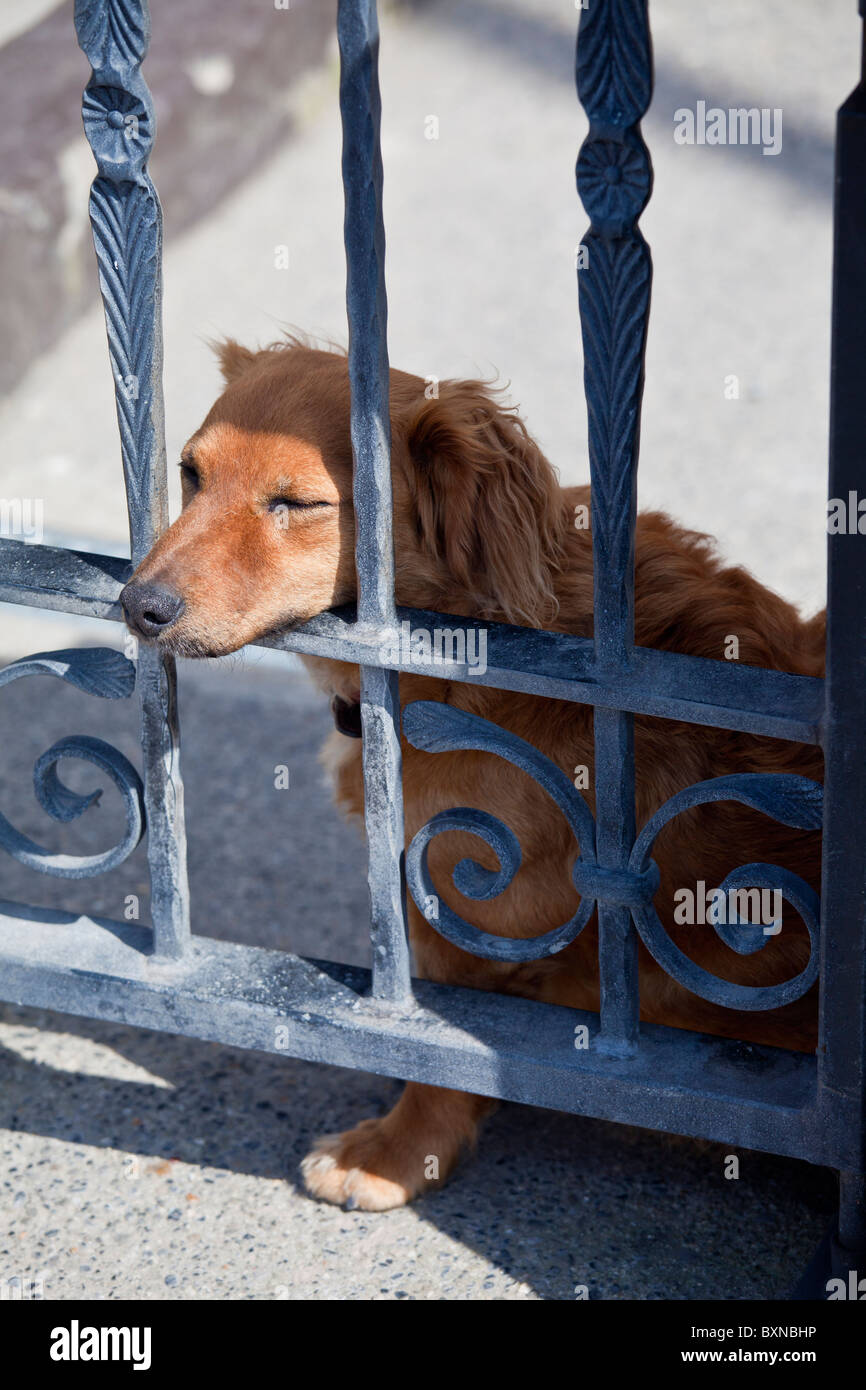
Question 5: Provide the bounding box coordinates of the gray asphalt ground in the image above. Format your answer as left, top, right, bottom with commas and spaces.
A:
0, 0, 855, 1299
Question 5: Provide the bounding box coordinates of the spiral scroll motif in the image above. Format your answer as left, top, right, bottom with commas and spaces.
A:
0, 649, 145, 879
402, 701, 822, 1008
404, 703, 597, 963
628, 775, 823, 1010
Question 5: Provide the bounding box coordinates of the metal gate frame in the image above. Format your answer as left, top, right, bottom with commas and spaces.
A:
0, 0, 863, 1295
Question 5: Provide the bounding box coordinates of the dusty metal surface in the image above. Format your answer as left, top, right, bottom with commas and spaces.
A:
0, 900, 833, 1166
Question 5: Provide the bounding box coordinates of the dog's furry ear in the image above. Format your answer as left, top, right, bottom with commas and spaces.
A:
401, 381, 565, 627
213, 339, 258, 383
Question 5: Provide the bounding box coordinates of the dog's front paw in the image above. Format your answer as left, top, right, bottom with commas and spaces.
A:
300, 1117, 425, 1211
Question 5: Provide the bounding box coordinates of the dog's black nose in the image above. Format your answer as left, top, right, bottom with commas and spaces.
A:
331, 694, 363, 738
121, 582, 185, 638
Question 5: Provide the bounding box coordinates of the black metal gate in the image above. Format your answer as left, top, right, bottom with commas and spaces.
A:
0, 0, 863, 1295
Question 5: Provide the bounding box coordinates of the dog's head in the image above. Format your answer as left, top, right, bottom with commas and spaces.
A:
120, 339, 565, 657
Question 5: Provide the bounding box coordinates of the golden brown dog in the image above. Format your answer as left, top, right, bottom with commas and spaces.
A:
121, 339, 824, 1210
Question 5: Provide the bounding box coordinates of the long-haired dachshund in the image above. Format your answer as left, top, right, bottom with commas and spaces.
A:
120, 339, 824, 1210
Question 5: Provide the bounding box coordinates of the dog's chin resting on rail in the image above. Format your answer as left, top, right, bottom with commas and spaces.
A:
121, 338, 825, 1211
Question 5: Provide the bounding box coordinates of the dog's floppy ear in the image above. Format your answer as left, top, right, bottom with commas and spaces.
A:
213, 338, 258, 383
401, 381, 565, 627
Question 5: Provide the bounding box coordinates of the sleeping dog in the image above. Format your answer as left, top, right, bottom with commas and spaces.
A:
120, 339, 824, 1210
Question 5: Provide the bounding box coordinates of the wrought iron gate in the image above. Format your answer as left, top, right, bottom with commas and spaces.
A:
0, 0, 863, 1295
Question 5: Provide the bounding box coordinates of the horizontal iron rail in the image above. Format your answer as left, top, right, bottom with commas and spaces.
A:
0, 541, 129, 618
0, 537, 824, 744
0, 898, 849, 1167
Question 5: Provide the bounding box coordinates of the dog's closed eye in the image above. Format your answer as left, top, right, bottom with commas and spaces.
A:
267, 496, 329, 513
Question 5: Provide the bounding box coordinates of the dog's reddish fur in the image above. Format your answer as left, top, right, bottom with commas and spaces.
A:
125, 341, 824, 1210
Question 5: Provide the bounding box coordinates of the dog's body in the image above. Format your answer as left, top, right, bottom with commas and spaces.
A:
122, 341, 824, 1210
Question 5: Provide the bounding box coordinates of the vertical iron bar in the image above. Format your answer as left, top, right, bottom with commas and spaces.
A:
592, 706, 638, 1052
576, 0, 653, 1052
818, 2, 866, 1242
337, 0, 411, 1003
75, 0, 189, 958
838, 1171, 866, 1252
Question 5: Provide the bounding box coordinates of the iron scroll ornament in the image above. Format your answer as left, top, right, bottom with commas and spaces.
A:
628, 776, 823, 1010
0, 649, 145, 878
402, 701, 822, 1010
